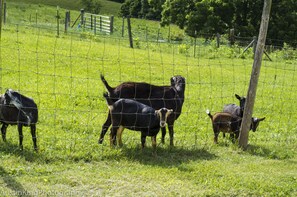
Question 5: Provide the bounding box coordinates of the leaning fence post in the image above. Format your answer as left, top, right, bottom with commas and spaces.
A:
239, 0, 272, 150
127, 16, 133, 48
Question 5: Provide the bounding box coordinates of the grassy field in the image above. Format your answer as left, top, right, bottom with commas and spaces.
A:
0, 1, 297, 196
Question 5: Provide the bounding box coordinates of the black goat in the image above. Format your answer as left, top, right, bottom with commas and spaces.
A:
0, 89, 38, 151
223, 94, 246, 117
206, 110, 265, 143
103, 93, 173, 149
99, 74, 186, 146
222, 94, 246, 138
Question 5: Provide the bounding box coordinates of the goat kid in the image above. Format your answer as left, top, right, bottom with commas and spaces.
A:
103, 93, 173, 149
223, 94, 246, 117
206, 110, 265, 144
0, 89, 38, 151
99, 74, 185, 146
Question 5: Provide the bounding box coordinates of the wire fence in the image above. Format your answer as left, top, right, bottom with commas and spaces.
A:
0, 7, 297, 155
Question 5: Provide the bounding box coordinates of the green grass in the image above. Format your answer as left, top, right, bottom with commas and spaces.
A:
0, 2, 297, 197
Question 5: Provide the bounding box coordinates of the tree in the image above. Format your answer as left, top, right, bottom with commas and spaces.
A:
161, 0, 297, 46
81, 0, 102, 14
120, 0, 165, 20
161, 0, 233, 36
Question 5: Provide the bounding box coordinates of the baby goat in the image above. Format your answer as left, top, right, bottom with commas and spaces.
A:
223, 94, 246, 117
103, 93, 173, 149
206, 110, 265, 143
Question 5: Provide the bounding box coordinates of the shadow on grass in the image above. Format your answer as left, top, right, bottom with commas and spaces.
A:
0, 141, 43, 163
0, 166, 32, 197
246, 144, 294, 160
103, 145, 217, 167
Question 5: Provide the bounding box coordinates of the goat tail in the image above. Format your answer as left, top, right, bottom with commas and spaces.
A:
103, 92, 114, 107
206, 109, 213, 119
100, 74, 114, 94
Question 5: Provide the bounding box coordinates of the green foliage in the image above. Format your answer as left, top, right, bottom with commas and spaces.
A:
81, 0, 102, 14
161, 0, 297, 47
120, 0, 165, 19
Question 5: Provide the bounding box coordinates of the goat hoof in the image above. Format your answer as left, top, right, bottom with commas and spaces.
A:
98, 139, 103, 144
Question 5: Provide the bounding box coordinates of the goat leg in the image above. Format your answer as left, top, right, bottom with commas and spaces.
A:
141, 132, 146, 149
1, 124, 8, 142
168, 125, 174, 146
18, 124, 24, 151
110, 127, 117, 148
30, 124, 38, 151
161, 127, 166, 144
214, 132, 219, 144
98, 112, 112, 144
230, 133, 235, 143
151, 135, 157, 150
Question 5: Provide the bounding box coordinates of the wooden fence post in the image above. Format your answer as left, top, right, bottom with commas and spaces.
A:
94, 16, 96, 35
110, 15, 114, 34
65, 11, 70, 33
56, 6, 60, 37
91, 14, 93, 30
0, 0, 2, 39
3, 1, 6, 24
127, 16, 133, 48
216, 33, 221, 48
157, 26, 160, 43
121, 17, 125, 37
35, 10, 38, 25
100, 16, 102, 32
194, 31, 197, 58
80, 9, 84, 26
229, 28, 235, 45
239, 0, 272, 150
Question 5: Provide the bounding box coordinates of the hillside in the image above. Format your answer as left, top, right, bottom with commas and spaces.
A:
10, 0, 122, 15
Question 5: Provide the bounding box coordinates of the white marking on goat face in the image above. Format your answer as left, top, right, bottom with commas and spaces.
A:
157, 108, 173, 127
251, 117, 265, 132
108, 105, 114, 111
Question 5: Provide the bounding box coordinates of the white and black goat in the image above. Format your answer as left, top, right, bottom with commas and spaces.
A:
0, 89, 38, 151
103, 92, 173, 149
99, 74, 185, 146
206, 110, 265, 144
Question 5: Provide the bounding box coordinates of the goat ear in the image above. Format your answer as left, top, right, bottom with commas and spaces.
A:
169, 109, 174, 113
259, 117, 265, 121
235, 94, 241, 100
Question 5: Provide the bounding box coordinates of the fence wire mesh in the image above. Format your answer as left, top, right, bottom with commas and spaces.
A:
0, 15, 296, 156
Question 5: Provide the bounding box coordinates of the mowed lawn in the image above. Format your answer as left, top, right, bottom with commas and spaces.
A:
0, 14, 296, 197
